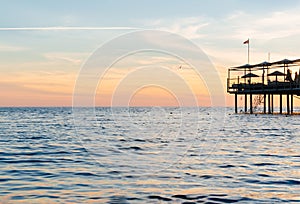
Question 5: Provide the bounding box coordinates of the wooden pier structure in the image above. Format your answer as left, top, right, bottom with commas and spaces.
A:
227, 59, 300, 114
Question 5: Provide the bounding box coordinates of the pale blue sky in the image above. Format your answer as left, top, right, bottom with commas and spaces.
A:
1, 0, 299, 27
1, 0, 300, 57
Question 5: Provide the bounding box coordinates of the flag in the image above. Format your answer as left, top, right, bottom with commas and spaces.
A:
243, 39, 249, 44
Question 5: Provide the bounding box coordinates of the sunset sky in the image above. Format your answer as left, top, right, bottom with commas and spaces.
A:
1, 0, 300, 107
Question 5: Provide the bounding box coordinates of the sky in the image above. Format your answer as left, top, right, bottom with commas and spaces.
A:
1, 0, 300, 107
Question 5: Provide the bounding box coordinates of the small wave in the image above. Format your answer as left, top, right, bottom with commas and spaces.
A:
133, 139, 146, 142
208, 194, 227, 197
9, 185, 63, 192
89, 196, 102, 200
107, 170, 124, 175
208, 197, 240, 203
199, 175, 213, 179
218, 164, 235, 168
130, 146, 142, 151
148, 195, 172, 201
263, 179, 300, 185
10, 195, 25, 200
108, 195, 142, 203
0, 178, 15, 182
119, 146, 143, 151
34, 195, 60, 199
74, 172, 98, 177
1, 159, 52, 164
252, 162, 277, 166
243, 178, 300, 186
256, 173, 271, 177
172, 194, 207, 200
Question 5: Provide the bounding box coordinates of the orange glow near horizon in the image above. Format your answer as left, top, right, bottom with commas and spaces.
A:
0, 71, 76, 107
1, 49, 300, 107
1, 65, 300, 107
129, 86, 180, 107
94, 60, 214, 107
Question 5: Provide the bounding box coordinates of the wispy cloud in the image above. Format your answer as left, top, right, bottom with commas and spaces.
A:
0, 44, 28, 52
137, 4, 300, 42
43, 52, 89, 65
229, 10, 300, 40
139, 5, 300, 67
135, 17, 209, 39
0, 26, 140, 31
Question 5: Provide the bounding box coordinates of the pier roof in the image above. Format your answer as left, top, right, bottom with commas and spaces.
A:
231, 58, 300, 71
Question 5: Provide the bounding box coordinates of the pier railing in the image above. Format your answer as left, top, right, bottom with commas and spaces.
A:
228, 79, 300, 93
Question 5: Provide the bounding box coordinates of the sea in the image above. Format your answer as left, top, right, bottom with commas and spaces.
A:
0, 107, 299, 203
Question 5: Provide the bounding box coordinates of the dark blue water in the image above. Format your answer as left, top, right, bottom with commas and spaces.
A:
0, 107, 299, 203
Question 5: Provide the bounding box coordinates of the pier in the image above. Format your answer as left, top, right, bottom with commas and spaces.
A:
227, 59, 300, 114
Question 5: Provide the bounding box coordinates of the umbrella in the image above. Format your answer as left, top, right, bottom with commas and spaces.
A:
254, 61, 272, 67
267, 71, 285, 76
268, 71, 285, 81
271, 59, 294, 80
234, 64, 253, 68
232, 64, 254, 70
272, 59, 293, 65
292, 59, 300, 63
241, 73, 259, 78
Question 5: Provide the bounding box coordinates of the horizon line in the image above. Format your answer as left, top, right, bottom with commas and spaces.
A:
0, 105, 230, 108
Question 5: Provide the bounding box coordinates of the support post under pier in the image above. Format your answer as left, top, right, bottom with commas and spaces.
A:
291, 94, 293, 114
250, 94, 253, 114
235, 93, 238, 114
271, 94, 274, 114
268, 94, 271, 114
245, 94, 247, 113
287, 94, 290, 115
280, 94, 282, 114
263, 94, 266, 114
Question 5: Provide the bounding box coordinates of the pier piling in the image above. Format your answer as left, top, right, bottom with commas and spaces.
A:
263, 94, 266, 114
271, 94, 274, 114
268, 94, 271, 114
250, 94, 253, 114
244, 94, 247, 113
291, 94, 293, 114
279, 94, 283, 114
235, 93, 238, 114
287, 94, 290, 115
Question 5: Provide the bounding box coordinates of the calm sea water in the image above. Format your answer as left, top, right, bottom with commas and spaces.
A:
0, 107, 299, 203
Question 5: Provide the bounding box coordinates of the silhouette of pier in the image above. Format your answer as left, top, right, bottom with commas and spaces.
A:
227, 59, 300, 114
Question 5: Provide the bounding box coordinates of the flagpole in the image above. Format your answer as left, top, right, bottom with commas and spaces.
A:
247, 38, 250, 64
243, 38, 250, 83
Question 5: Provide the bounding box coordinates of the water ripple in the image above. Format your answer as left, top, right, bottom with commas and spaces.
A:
0, 107, 299, 203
